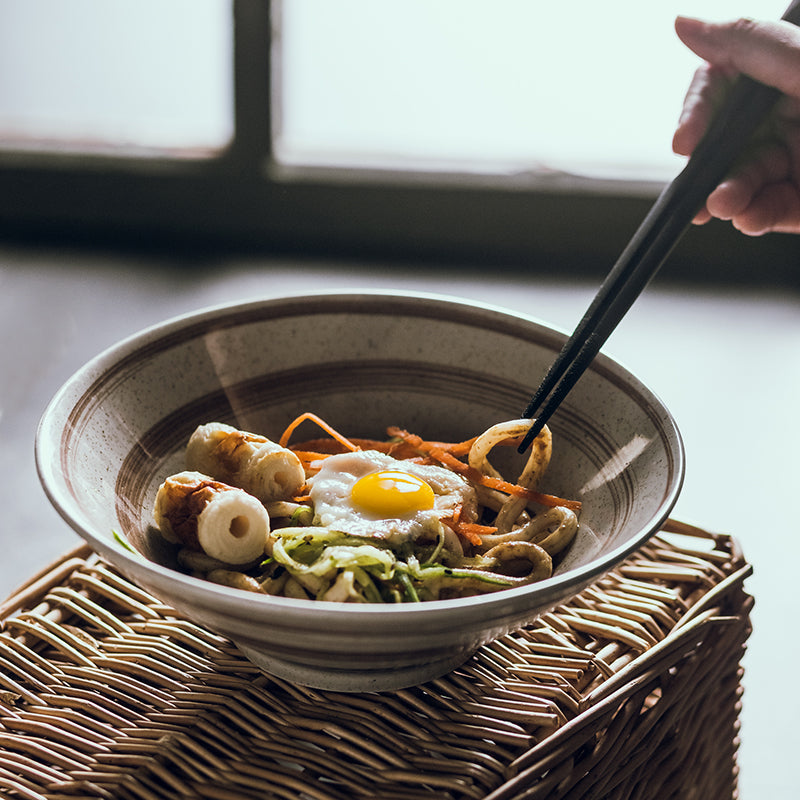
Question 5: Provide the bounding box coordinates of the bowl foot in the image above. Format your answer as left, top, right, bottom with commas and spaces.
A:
235, 641, 474, 692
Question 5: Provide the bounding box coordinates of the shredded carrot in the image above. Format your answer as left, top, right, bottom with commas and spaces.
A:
291, 449, 333, 461
459, 522, 499, 535
347, 438, 400, 453
287, 438, 351, 455
290, 451, 336, 475
412, 435, 521, 457
406, 436, 479, 457
387, 426, 582, 513
279, 412, 359, 453
456, 522, 498, 547
444, 438, 478, 456
481, 476, 582, 512
440, 505, 462, 538
440, 504, 495, 546
440, 505, 481, 547
283, 422, 474, 459
386, 428, 471, 473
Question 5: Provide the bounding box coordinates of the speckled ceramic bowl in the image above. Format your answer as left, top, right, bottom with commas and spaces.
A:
36, 291, 683, 691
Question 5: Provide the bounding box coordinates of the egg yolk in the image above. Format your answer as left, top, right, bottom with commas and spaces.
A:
350, 469, 435, 517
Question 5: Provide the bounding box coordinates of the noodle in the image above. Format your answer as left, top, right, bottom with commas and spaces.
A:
151, 416, 582, 602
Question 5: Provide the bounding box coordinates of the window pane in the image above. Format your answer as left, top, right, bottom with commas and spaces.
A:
276, 0, 787, 182
0, 0, 233, 156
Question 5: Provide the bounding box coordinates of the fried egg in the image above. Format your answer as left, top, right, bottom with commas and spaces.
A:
307, 450, 476, 544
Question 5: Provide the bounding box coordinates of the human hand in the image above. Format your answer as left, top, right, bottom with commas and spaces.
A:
672, 14, 800, 235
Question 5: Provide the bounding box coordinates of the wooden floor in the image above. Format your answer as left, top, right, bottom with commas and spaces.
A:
2, 241, 798, 798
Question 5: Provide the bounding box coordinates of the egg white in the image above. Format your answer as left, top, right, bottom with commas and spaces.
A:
307, 450, 476, 544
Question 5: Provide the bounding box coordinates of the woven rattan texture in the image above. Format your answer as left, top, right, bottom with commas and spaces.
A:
0, 520, 752, 800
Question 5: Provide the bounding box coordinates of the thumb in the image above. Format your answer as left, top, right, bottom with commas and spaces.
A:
675, 15, 800, 99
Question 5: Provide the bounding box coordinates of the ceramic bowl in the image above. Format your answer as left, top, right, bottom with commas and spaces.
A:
36, 291, 684, 691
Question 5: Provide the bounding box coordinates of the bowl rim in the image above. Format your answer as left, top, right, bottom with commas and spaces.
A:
36, 288, 685, 619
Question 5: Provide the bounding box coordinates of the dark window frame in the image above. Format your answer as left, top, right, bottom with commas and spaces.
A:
0, 0, 796, 286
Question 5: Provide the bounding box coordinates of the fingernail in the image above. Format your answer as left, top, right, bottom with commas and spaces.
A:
674, 15, 707, 36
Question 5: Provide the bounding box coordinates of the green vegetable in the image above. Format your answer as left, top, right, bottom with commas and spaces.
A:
112, 529, 137, 553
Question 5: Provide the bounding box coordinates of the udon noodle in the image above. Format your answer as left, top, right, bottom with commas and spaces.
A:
151, 414, 582, 602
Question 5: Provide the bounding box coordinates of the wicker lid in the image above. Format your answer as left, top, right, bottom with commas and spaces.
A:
0, 519, 752, 800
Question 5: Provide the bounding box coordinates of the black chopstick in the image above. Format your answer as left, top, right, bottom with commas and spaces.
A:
518, 0, 800, 454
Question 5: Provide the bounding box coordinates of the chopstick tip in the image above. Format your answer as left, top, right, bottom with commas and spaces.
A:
517, 418, 543, 454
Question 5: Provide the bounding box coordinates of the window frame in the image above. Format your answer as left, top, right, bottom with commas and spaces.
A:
0, 0, 796, 286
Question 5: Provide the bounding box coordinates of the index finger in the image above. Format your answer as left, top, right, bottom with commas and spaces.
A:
672, 63, 729, 156
674, 15, 800, 99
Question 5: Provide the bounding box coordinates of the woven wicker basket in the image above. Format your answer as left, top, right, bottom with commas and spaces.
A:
0, 519, 752, 800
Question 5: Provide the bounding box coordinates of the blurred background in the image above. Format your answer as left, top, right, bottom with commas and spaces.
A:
1, 2, 797, 797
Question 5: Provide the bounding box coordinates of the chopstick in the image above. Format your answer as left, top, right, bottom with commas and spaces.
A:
518, 0, 800, 454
